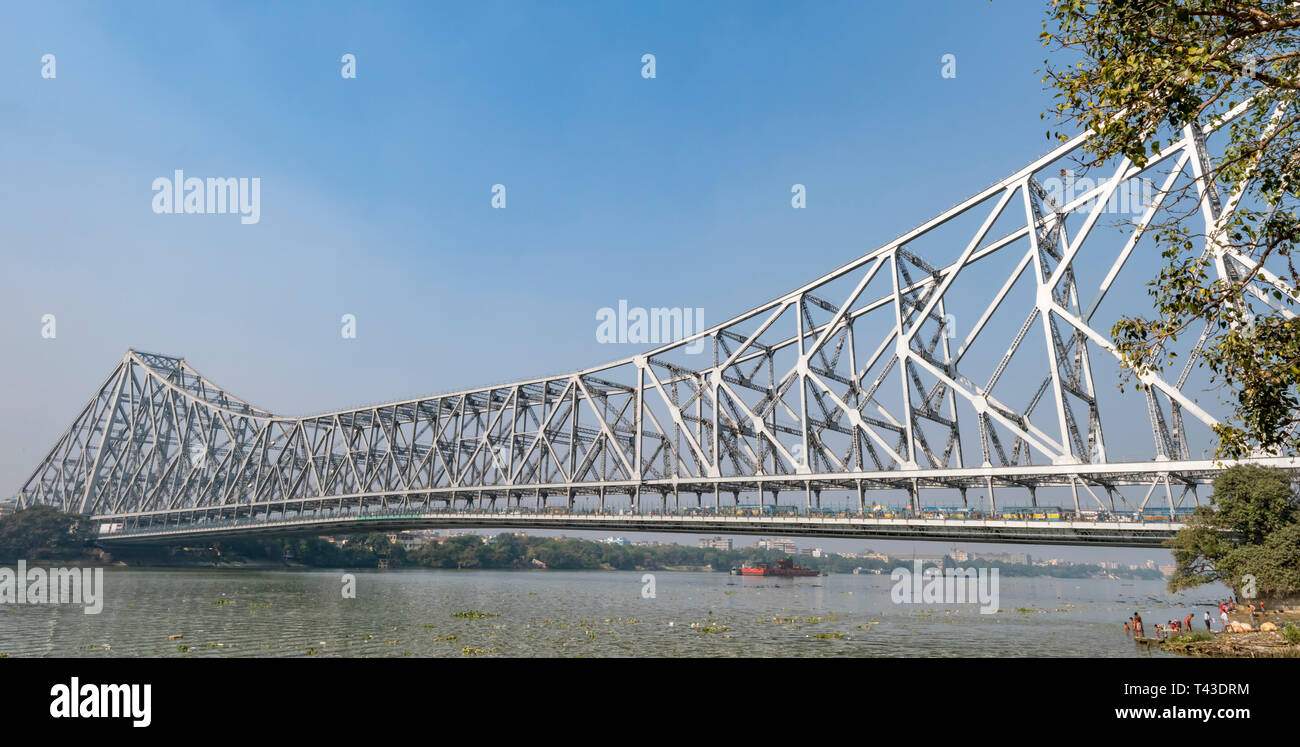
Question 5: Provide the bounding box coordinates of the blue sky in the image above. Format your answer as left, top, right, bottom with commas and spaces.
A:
1, 2, 1190, 563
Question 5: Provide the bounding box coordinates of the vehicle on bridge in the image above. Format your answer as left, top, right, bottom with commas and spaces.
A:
999, 506, 1065, 521
1138, 508, 1196, 523
718, 504, 799, 517
920, 506, 975, 520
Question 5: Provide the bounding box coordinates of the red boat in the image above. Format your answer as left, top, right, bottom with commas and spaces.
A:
737, 558, 821, 577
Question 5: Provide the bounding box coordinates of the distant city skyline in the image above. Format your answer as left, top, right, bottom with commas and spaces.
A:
416, 527, 1175, 566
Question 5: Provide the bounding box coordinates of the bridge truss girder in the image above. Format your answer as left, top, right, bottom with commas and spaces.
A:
17, 99, 1300, 529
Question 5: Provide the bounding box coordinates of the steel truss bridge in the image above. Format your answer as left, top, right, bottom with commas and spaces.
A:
15, 99, 1300, 548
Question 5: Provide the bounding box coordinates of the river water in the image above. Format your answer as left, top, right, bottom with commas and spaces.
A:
0, 569, 1230, 657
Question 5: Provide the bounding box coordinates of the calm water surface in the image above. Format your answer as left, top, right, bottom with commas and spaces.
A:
0, 569, 1230, 657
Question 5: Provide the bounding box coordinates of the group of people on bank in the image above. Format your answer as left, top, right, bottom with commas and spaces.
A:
1124, 597, 1279, 638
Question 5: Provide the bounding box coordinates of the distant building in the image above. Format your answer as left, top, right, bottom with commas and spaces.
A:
756, 538, 797, 554
698, 536, 731, 550
395, 532, 429, 551
970, 551, 1030, 565
949, 549, 971, 562
601, 536, 629, 546
1158, 564, 1176, 577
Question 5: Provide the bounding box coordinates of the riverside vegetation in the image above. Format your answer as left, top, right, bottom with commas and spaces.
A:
1166, 465, 1300, 603
0, 505, 1162, 579
1147, 465, 1300, 657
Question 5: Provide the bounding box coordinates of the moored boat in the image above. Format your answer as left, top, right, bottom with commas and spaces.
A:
739, 557, 820, 577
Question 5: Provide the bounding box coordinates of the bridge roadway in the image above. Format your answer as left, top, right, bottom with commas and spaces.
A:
93, 508, 1183, 548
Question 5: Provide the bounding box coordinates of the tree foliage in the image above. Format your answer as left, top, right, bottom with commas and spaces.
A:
1042, 1, 1300, 457
1214, 522, 1300, 597
1207, 461, 1297, 540
1166, 464, 1300, 597
0, 505, 93, 562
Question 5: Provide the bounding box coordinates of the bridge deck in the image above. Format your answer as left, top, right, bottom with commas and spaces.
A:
95, 510, 1181, 548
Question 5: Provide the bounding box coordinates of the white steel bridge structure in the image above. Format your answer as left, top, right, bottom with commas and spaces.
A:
15, 100, 1299, 547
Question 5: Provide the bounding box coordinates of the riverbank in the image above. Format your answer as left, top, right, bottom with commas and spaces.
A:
1141, 629, 1300, 657
1139, 606, 1300, 658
